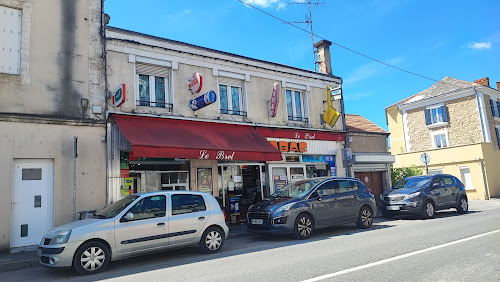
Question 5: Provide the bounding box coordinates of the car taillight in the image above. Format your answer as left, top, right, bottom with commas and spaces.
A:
367, 188, 374, 195
223, 211, 227, 222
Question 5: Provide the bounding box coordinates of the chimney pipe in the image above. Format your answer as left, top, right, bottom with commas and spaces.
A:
474, 77, 490, 87
496, 81, 500, 91
314, 40, 332, 75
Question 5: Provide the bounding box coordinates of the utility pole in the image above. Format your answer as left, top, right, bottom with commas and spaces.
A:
287, 0, 324, 71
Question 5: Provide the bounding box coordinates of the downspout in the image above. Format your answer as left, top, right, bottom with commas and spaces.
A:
478, 158, 490, 200
100, 0, 110, 206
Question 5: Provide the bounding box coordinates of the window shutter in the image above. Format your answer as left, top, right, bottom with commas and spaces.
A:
496, 101, 500, 117
425, 109, 431, 125
496, 128, 500, 148
441, 106, 449, 122
136, 63, 170, 78
490, 99, 496, 117
218, 76, 243, 88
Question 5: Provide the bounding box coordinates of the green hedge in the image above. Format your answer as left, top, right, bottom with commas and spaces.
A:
391, 167, 423, 187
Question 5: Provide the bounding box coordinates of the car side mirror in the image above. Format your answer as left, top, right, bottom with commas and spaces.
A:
432, 182, 440, 189
124, 212, 134, 221
317, 190, 325, 200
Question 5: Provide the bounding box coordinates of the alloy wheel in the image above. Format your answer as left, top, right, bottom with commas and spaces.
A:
298, 216, 312, 237
205, 230, 222, 251
361, 208, 372, 227
426, 202, 434, 217
460, 198, 468, 212
80, 246, 106, 271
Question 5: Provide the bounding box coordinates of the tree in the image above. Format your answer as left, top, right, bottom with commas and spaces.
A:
391, 167, 423, 187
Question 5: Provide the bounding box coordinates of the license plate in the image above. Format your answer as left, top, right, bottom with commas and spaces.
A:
251, 219, 263, 224
386, 206, 400, 211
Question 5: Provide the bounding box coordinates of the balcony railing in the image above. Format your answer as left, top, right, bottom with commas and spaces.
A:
137, 100, 173, 112
220, 109, 248, 117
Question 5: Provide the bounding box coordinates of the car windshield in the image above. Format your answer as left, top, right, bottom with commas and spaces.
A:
394, 177, 432, 189
270, 179, 322, 199
94, 195, 140, 218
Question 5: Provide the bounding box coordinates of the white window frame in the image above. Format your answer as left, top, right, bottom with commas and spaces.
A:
459, 167, 474, 190
430, 129, 449, 149
428, 169, 443, 175
426, 104, 448, 128
136, 73, 171, 108
218, 80, 246, 116
286, 89, 307, 122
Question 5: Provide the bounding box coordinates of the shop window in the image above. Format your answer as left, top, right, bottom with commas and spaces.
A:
286, 89, 308, 122
136, 63, 172, 110
171, 194, 206, 215
161, 171, 188, 191
127, 195, 166, 220
285, 155, 300, 162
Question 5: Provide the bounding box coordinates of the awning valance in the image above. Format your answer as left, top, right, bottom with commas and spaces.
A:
113, 115, 282, 161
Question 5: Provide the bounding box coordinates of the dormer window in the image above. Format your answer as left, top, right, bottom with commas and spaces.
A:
425, 104, 448, 128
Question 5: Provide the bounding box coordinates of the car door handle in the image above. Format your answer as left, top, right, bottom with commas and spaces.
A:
157, 222, 165, 227
198, 217, 205, 221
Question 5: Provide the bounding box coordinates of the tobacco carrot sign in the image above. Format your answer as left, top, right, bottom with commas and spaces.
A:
323, 86, 340, 127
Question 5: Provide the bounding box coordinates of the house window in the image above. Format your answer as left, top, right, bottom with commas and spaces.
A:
219, 76, 245, 116
496, 127, 500, 149
0, 6, 22, 75
430, 130, 449, 148
425, 105, 449, 126
460, 167, 473, 190
136, 63, 171, 110
286, 89, 307, 122
490, 99, 500, 118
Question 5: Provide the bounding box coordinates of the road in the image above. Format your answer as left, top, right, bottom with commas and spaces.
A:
2, 200, 500, 281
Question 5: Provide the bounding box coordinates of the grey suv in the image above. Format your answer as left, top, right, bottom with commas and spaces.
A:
247, 177, 377, 239
380, 174, 468, 219
38, 191, 228, 275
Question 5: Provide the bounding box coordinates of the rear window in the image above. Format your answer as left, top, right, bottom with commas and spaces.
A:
171, 194, 206, 215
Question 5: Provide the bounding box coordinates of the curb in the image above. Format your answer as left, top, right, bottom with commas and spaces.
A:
0, 258, 40, 273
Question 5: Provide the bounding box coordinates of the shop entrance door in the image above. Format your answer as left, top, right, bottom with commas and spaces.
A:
218, 164, 264, 224
268, 164, 306, 194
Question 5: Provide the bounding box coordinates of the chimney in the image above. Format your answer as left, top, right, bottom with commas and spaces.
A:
474, 77, 490, 87
314, 40, 332, 75
496, 81, 500, 91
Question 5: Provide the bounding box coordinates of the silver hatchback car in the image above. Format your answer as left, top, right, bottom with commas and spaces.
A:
38, 191, 229, 275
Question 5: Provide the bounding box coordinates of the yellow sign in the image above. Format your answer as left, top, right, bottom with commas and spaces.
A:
124, 177, 134, 188
323, 86, 341, 127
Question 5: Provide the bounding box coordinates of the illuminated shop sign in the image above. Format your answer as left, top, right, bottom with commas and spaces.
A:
189, 72, 203, 93
270, 82, 279, 117
269, 141, 307, 153
113, 84, 126, 107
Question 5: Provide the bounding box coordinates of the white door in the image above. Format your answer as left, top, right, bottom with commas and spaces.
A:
11, 160, 54, 248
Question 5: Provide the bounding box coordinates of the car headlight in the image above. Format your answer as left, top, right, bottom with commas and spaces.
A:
273, 203, 294, 215
403, 192, 421, 201
50, 230, 71, 245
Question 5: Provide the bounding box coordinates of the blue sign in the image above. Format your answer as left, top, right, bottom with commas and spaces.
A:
229, 197, 240, 215
190, 90, 216, 111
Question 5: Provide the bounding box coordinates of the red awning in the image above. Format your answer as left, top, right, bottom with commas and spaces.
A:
113, 115, 282, 161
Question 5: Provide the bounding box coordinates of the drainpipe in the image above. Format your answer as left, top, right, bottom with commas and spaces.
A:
478, 158, 490, 200
100, 0, 110, 206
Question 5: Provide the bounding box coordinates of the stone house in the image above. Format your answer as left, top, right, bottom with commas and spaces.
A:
0, 0, 107, 250
386, 77, 500, 200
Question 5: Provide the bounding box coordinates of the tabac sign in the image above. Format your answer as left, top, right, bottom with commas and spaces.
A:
322, 86, 340, 127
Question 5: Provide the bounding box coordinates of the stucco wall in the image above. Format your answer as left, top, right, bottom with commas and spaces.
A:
386, 106, 406, 154
0, 121, 106, 251
406, 95, 482, 152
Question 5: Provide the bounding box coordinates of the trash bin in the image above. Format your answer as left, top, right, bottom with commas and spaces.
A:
78, 210, 96, 220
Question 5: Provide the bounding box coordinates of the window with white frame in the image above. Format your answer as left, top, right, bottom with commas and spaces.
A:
0, 5, 22, 75
460, 167, 473, 190
219, 76, 245, 116
428, 169, 442, 175
286, 89, 307, 122
136, 63, 171, 109
425, 104, 449, 126
430, 130, 449, 148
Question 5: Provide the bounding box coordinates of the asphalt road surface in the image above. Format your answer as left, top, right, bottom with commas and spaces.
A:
2, 200, 499, 282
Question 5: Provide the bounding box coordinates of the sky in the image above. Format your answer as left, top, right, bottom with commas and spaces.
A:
105, 0, 500, 130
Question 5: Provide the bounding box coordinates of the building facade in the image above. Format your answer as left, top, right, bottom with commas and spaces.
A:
104, 28, 348, 222
0, 0, 107, 250
386, 77, 500, 200
346, 114, 394, 206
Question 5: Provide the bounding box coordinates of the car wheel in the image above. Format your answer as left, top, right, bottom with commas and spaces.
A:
457, 196, 468, 214
200, 227, 224, 254
73, 241, 110, 275
421, 201, 435, 219
293, 213, 313, 240
356, 206, 373, 229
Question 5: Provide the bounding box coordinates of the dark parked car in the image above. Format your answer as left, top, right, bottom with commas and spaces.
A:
380, 174, 468, 219
247, 177, 377, 239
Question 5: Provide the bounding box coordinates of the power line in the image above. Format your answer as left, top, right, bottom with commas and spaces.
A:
237, 0, 440, 83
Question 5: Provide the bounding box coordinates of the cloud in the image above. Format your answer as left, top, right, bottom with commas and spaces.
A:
243, 0, 287, 9
466, 42, 492, 49
343, 56, 405, 86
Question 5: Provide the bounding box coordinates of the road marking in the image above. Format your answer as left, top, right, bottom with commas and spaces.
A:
302, 228, 500, 282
